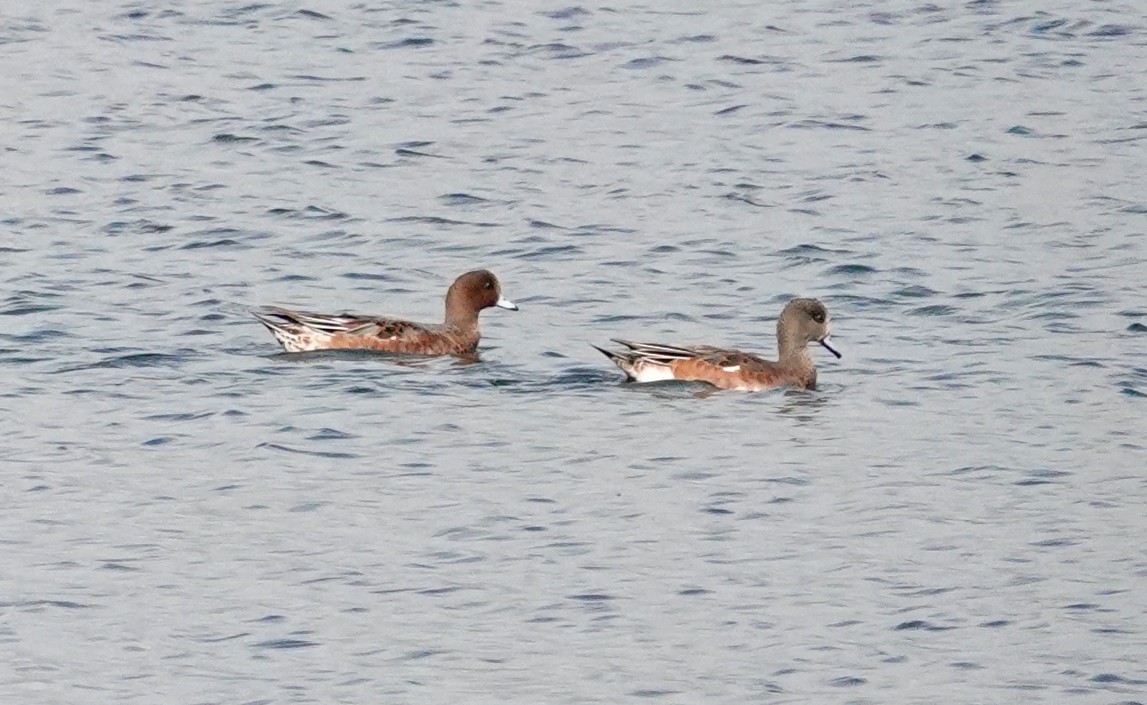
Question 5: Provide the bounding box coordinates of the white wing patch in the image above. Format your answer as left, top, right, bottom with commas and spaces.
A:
722, 365, 741, 372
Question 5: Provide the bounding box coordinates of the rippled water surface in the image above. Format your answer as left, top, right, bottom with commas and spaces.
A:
2, 1, 1146, 703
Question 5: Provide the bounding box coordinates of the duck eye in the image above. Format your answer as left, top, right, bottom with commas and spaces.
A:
484, 281, 493, 289
812, 312, 825, 323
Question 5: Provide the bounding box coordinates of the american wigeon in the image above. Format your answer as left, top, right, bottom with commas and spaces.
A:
253, 269, 517, 355
593, 298, 841, 391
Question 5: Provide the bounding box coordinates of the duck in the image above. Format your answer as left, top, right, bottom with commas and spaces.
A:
594, 298, 840, 391
253, 269, 517, 355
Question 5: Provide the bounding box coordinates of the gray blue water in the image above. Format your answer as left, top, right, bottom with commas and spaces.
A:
2, 2, 1145, 703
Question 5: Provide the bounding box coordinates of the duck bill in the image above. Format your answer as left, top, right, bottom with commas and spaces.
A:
819, 336, 842, 359
495, 297, 518, 311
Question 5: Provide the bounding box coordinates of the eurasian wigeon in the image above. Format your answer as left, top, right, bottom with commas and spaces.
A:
593, 298, 841, 391
253, 269, 517, 355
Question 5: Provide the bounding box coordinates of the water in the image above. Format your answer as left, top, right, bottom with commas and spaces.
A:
2, 1, 1145, 703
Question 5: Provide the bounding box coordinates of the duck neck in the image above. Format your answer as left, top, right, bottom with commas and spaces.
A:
776, 324, 811, 367
444, 299, 480, 328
